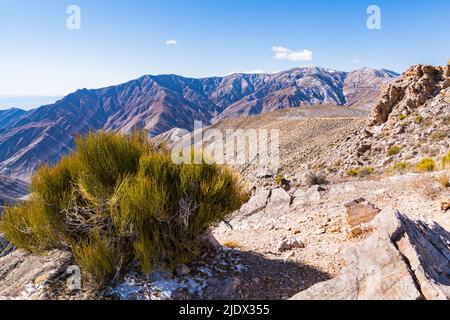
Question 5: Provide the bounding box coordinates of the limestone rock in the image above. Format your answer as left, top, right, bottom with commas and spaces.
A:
344, 198, 380, 227
293, 186, 323, 207
0, 250, 72, 300
291, 209, 450, 300
239, 189, 270, 216
265, 188, 291, 213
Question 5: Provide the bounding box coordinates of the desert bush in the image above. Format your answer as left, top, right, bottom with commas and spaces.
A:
415, 158, 437, 172
442, 151, 450, 168
347, 167, 375, 178
1, 131, 247, 284
306, 171, 329, 186
415, 115, 423, 124
388, 146, 401, 156
439, 174, 449, 188
389, 162, 411, 174
399, 114, 407, 121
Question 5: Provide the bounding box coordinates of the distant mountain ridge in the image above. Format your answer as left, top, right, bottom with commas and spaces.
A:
0, 66, 398, 180
0, 108, 26, 131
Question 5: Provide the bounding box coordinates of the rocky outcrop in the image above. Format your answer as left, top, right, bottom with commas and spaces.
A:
344, 198, 380, 227
291, 208, 450, 300
0, 249, 72, 300
371, 65, 449, 125
265, 188, 291, 213
329, 64, 450, 173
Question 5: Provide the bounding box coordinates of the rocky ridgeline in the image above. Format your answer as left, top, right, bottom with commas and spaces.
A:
331, 64, 450, 172
292, 208, 450, 300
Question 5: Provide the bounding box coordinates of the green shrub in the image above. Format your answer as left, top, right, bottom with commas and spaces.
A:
389, 162, 411, 174
442, 151, 450, 168
73, 231, 126, 286
415, 158, 437, 172
274, 175, 284, 186
388, 146, 401, 156
1, 131, 247, 285
347, 167, 375, 178
415, 115, 423, 124
399, 114, 407, 121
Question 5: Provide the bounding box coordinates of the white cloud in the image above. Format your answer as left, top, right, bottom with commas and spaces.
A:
272, 46, 313, 62
353, 59, 364, 64
166, 39, 177, 46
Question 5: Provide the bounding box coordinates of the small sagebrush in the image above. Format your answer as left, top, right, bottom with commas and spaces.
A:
439, 174, 449, 188
0, 131, 248, 285
442, 151, 450, 168
306, 172, 329, 186
347, 167, 375, 178
388, 146, 401, 156
415, 158, 436, 172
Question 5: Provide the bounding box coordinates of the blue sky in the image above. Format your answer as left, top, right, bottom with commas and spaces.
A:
0, 0, 449, 109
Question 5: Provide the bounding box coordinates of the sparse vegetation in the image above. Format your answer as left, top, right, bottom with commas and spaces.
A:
415, 157, 437, 172
347, 167, 375, 178
0, 131, 248, 285
399, 114, 407, 121
306, 171, 329, 186
274, 175, 284, 186
439, 174, 449, 188
387, 162, 411, 175
415, 115, 423, 124
442, 151, 450, 168
388, 146, 401, 156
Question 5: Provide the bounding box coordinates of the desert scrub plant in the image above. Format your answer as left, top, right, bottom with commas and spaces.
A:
398, 114, 407, 121
274, 175, 284, 186
415, 158, 437, 172
388, 146, 401, 156
306, 171, 329, 186
1, 131, 248, 285
347, 166, 375, 178
439, 174, 449, 188
442, 151, 450, 168
415, 115, 423, 124
388, 162, 411, 175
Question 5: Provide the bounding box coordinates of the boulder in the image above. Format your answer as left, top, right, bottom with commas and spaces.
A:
265, 188, 291, 213
293, 186, 323, 207
239, 189, 270, 216
344, 198, 380, 227
291, 209, 450, 300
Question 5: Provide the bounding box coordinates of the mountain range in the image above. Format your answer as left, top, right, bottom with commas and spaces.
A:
0, 66, 398, 181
